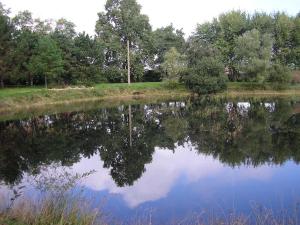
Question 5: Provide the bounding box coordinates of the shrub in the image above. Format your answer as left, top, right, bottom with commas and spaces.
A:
143, 70, 162, 82
184, 39, 227, 95
185, 73, 227, 95
104, 67, 125, 83
268, 63, 292, 84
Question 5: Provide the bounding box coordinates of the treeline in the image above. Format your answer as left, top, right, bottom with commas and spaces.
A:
0, 0, 299, 91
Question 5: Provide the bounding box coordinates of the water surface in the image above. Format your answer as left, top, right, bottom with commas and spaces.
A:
1, 97, 300, 224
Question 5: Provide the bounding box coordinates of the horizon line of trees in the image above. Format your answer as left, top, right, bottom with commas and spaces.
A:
0, 0, 299, 93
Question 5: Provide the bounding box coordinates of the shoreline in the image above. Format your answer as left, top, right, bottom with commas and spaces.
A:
2, 82, 300, 120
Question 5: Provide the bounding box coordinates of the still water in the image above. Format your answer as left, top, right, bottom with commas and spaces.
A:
1, 97, 300, 224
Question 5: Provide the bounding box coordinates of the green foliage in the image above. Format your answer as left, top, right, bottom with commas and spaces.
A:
152, 24, 185, 65
143, 70, 162, 82
192, 10, 298, 83
0, 1, 299, 88
96, 0, 152, 82
185, 74, 227, 95
268, 63, 292, 85
28, 36, 64, 86
72, 32, 104, 84
104, 66, 126, 83
234, 29, 273, 82
273, 12, 294, 65
0, 4, 13, 87
184, 39, 227, 95
161, 47, 186, 81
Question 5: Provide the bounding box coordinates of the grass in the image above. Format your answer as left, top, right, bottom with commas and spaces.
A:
227, 82, 300, 91
2, 81, 300, 119
0, 82, 188, 116
1, 197, 299, 225
0, 195, 100, 225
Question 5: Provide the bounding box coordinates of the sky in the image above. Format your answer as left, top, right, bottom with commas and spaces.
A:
1, 0, 299, 36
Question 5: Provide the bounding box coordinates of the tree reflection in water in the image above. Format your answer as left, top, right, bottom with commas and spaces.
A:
1, 97, 300, 186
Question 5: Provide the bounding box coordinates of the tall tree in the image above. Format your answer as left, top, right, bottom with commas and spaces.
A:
0, 2, 12, 88
272, 12, 294, 65
234, 29, 273, 82
184, 37, 226, 95
51, 18, 76, 84
96, 0, 152, 83
218, 11, 249, 80
152, 24, 185, 66
289, 15, 300, 68
73, 32, 104, 84
161, 47, 186, 81
28, 36, 64, 88
11, 11, 38, 85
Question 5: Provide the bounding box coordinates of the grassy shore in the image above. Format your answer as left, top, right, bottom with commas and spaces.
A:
2, 82, 300, 119
1, 196, 298, 225
0, 82, 188, 115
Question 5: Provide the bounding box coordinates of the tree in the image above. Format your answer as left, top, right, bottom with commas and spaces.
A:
161, 47, 186, 81
184, 38, 226, 95
194, 19, 221, 46
218, 10, 249, 80
272, 12, 294, 65
12, 10, 34, 31
152, 24, 185, 66
234, 29, 273, 82
51, 18, 76, 84
0, 2, 12, 88
96, 0, 152, 83
267, 63, 291, 85
289, 16, 300, 69
11, 11, 38, 86
28, 36, 64, 88
250, 12, 273, 34
72, 32, 104, 84
34, 18, 53, 35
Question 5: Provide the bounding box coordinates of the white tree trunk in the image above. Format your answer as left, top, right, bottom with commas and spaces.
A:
127, 40, 131, 84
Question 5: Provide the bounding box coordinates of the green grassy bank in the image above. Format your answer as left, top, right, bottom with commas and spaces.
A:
2, 82, 300, 117
0, 82, 188, 115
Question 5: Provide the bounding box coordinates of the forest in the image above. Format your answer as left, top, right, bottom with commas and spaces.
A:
0, 0, 299, 94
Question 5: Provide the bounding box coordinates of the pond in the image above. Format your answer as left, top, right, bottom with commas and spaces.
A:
1, 97, 300, 224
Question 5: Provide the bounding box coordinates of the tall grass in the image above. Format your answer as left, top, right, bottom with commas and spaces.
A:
0, 165, 103, 225
0, 194, 100, 225
1, 194, 299, 225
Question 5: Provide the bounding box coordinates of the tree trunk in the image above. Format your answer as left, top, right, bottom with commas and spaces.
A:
30, 76, 33, 86
127, 39, 131, 84
45, 75, 48, 89
0, 77, 4, 88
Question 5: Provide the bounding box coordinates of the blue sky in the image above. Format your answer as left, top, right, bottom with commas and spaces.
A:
1, 0, 299, 35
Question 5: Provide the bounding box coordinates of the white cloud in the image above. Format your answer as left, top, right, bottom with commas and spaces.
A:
0, 144, 277, 210
69, 144, 275, 208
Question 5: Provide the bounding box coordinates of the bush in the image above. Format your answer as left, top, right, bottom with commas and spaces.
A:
184, 73, 227, 95
143, 70, 162, 82
162, 80, 182, 89
104, 67, 126, 83
184, 39, 227, 95
267, 63, 292, 84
